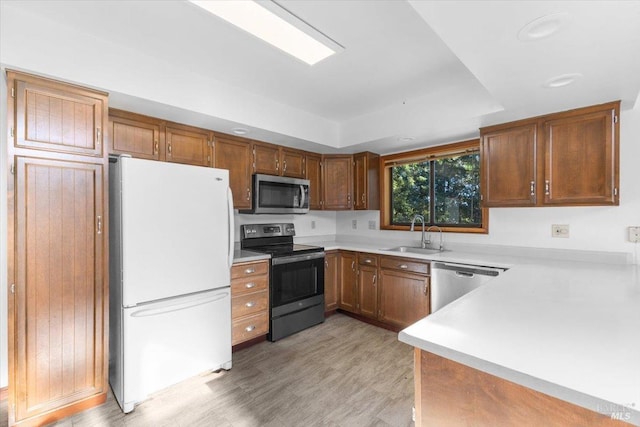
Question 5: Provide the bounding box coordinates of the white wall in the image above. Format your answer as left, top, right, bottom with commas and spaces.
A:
337, 106, 640, 263
234, 210, 336, 243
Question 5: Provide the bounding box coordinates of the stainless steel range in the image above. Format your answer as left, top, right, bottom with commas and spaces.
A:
240, 223, 325, 341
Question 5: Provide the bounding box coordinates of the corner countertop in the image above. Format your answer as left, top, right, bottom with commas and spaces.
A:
300, 236, 640, 424
233, 249, 270, 264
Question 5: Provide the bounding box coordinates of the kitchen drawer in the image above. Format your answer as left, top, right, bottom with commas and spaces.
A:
231, 275, 268, 296
232, 312, 269, 345
231, 260, 269, 279
358, 253, 378, 267
232, 290, 268, 319
380, 256, 430, 275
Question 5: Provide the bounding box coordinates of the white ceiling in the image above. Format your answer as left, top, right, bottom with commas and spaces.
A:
2, 0, 640, 154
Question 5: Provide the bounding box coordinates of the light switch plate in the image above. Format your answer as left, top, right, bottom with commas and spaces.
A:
552, 224, 570, 238
629, 226, 640, 243
368, 220, 376, 230
352, 219, 357, 229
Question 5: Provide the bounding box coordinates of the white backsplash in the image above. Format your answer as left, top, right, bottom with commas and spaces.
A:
234, 210, 337, 242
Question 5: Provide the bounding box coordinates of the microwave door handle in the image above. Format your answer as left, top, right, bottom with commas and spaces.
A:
299, 185, 306, 208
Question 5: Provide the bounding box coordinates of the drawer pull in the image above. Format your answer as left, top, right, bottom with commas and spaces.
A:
399, 264, 408, 269
245, 282, 256, 289
244, 268, 255, 274
245, 302, 255, 308
245, 325, 256, 332
364, 259, 372, 264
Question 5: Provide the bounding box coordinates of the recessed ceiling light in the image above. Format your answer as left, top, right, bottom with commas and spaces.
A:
518, 13, 568, 41
232, 127, 249, 135
398, 136, 415, 142
543, 73, 582, 88
189, 0, 343, 65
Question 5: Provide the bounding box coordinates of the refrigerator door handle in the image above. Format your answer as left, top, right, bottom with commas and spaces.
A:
130, 292, 230, 318
227, 187, 235, 269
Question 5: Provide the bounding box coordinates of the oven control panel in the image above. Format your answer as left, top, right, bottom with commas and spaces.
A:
242, 223, 295, 239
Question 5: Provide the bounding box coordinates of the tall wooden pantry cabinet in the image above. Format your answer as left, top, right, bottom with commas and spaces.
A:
6, 70, 109, 426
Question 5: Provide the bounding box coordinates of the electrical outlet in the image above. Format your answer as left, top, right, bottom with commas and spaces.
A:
629, 226, 640, 243
552, 224, 570, 238
352, 219, 357, 229
368, 220, 376, 230
311, 220, 316, 230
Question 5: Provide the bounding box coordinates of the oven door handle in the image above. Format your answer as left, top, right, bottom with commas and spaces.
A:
272, 252, 325, 266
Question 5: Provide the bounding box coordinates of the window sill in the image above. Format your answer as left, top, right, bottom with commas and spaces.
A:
380, 224, 488, 234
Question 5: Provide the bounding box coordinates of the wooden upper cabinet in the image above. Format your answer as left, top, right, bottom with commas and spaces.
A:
214, 133, 253, 210
543, 105, 619, 205
323, 155, 353, 210
353, 152, 380, 210
165, 124, 211, 167
11, 156, 107, 424
9, 71, 107, 158
252, 141, 280, 175
305, 153, 323, 210
481, 101, 620, 208
481, 122, 537, 207
108, 109, 162, 160
281, 148, 306, 178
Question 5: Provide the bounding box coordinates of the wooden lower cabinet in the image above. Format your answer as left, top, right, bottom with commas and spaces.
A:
414, 350, 631, 427
231, 260, 270, 346
358, 264, 378, 319
9, 156, 108, 426
324, 251, 339, 312
338, 251, 358, 313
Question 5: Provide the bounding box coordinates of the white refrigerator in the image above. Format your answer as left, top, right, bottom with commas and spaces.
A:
108, 155, 234, 413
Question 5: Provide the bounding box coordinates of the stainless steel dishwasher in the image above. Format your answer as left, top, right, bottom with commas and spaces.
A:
431, 262, 507, 312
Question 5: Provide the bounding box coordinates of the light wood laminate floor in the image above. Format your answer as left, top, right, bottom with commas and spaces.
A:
39, 313, 414, 426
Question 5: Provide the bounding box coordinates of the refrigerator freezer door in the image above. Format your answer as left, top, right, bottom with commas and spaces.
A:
115, 288, 232, 413
120, 158, 232, 306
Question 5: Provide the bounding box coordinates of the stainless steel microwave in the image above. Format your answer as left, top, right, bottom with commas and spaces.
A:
239, 174, 310, 214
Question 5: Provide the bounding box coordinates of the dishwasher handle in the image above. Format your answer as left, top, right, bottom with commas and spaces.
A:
432, 262, 503, 277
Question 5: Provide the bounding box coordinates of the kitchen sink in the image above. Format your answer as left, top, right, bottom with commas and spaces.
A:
380, 246, 449, 255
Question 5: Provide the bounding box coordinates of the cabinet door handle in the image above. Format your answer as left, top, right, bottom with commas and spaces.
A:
325, 260, 329, 268
245, 268, 255, 274
351, 261, 355, 270
246, 188, 251, 201
372, 274, 377, 286
245, 282, 256, 289
275, 159, 279, 171
154, 140, 159, 154
362, 193, 365, 204
245, 301, 255, 308
168, 143, 172, 155
424, 282, 429, 296
399, 264, 408, 269
245, 325, 256, 332
545, 180, 550, 196
283, 160, 287, 172
96, 215, 102, 235
530, 181, 535, 196
96, 128, 101, 146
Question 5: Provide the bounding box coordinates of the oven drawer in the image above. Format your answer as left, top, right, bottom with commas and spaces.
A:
232, 290, 268, 319
232, 312, 269, 345
231, 260, 269, 279
231, 275, 268, 296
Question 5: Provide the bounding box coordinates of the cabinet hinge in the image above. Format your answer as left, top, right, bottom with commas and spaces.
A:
11, 87, 15, 98
11, 284, 15, 294
614, 115, 618, 124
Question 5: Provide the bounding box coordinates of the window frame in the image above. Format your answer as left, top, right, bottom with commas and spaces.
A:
380, 139, 488, 234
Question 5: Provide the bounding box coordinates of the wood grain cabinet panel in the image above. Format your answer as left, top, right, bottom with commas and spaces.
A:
338, 251, 358, 313
12, 156, 107, 424
379, 256, 430, 329
214, 134, 253, 210
323, 155, 353, 210
10, 72, 107, 157
358, 264, 378, 319
305, 153, 323, 210
353, 152, 380, 210
108, 110, 162, 160
231, 260, 270, 346
252, 141, 280, 175
165, 125, 211, 167
544, 107, 618, 205
281, 148, 306, 178
324, 251, 339, 312
481, 123, 537, 207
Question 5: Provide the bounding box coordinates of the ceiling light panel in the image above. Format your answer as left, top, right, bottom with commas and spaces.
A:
189, 0, 343, 65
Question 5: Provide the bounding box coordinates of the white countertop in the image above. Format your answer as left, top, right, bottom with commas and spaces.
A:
232, 248, 270, 264
301, 236, 640, 424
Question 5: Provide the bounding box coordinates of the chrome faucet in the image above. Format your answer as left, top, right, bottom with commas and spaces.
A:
410, 214, 427, 248
426, 225, 444, 251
